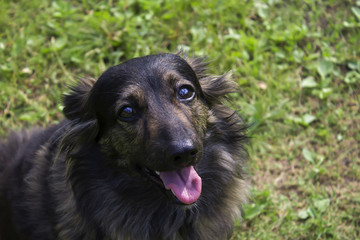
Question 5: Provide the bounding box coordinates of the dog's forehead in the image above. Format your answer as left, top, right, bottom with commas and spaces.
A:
96, 54, 198, 91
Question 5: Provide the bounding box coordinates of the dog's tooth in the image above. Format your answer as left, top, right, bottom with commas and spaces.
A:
155, 171, 160, 175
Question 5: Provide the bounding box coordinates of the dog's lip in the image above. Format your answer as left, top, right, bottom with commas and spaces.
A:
142, 167, 163, 186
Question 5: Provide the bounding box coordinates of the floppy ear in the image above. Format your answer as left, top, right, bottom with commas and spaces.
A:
63, 77, 96, 120
183, 56, 238, 104
60, 77, 99, 152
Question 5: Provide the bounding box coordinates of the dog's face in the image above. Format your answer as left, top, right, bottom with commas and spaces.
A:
63, 54, 217, 205
95, 54, 208, 205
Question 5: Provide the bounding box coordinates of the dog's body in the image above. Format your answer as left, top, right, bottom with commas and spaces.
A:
0, 53, 248, 240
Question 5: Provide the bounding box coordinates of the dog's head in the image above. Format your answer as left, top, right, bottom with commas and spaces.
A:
61, 53, 238, 205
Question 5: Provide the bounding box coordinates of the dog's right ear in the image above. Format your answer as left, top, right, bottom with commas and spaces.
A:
61, 78, 99, 151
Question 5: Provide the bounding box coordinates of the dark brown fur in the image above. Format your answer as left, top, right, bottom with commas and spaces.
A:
0, 53, 249, 240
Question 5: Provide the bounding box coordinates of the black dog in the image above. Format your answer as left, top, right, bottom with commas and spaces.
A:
0, 53, 249, 239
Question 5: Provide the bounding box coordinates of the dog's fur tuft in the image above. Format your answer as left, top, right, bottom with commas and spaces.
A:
0, 53, 249, 240
60, 77, 99, 153
63, 77, 96, 120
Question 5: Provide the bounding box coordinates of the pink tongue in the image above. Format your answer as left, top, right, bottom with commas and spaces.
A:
159, 166, 202, 205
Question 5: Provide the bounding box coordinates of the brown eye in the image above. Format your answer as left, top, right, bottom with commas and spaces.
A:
118, 106, 137, 122
178, 85, 195, 101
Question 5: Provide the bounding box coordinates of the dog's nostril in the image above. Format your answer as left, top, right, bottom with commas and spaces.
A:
172, 151, 196, 164
190, 150, 198, 158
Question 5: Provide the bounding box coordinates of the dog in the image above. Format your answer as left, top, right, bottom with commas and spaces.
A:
0, 53, 249, 240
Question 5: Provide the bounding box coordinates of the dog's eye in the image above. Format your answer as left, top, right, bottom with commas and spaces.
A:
178, 85, 195, 101
118, 106, 137, 121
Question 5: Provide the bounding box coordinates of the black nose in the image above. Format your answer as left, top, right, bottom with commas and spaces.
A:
168, 140, 198, 167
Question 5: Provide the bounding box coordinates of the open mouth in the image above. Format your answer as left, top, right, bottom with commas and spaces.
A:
142, 165, 202, 205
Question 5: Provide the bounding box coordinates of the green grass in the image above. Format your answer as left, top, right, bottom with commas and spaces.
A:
1, 0, 359, 239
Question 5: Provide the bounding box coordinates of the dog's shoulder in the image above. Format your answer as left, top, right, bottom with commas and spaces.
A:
0, 122, 66, 174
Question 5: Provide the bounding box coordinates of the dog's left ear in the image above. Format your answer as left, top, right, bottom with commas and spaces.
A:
183, 56, 238, 104
63, 77, 96, 120
61, 78, 99, 150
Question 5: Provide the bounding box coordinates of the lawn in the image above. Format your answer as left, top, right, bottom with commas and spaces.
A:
0, 0, 359, 239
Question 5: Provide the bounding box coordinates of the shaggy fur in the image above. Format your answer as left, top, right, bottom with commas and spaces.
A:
0, 53, 249, 240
